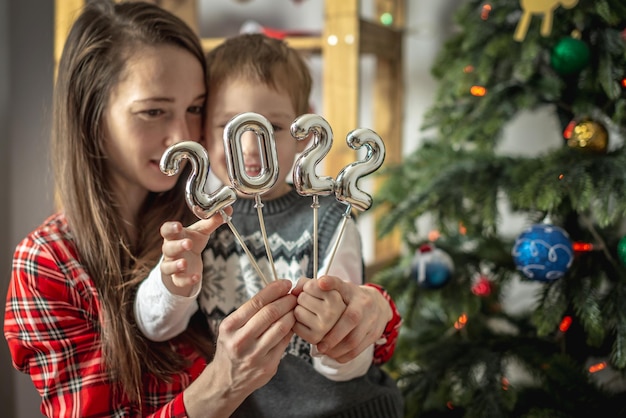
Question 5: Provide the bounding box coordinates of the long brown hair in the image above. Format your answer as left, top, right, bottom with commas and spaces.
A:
52, 0, 212, 403
205, 33, 312, 115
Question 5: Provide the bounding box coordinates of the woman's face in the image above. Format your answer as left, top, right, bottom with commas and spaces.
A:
102, 44, 205, 206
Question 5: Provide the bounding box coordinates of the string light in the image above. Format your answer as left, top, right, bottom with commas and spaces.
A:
573, 242, 593, 252
380, 12, 393, 26
502, 376, 509, 391
559, 315, 572, 332
463, 65, 474, 73
481, 4, 492, 20
454, 313, 468, 329
428, 229, 441, 242
621, 78, 626, 88
588, 362, 607, 373
558, 173, 564, 180
446, 401, 454, 410
563, 120, 576, 139
470, 85, 487, 96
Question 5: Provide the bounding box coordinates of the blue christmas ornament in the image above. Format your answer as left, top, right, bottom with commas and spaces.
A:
511, 224, 574, 282
411, 244, 454, 289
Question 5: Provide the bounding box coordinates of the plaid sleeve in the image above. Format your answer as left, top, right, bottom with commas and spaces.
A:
4, 230, 192, 417
363, 283, 402, 365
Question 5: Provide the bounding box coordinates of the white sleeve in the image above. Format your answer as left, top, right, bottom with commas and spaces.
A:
311, 344, 374, 381
134, 258, 201, 342
311, 217, 373, 381
318, 217, 363, 286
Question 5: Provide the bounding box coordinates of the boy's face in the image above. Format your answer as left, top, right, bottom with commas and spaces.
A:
205, 76, 307, 200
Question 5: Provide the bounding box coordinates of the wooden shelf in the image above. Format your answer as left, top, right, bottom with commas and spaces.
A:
202, 35, 323, 54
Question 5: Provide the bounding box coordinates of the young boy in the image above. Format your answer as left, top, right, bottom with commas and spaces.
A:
135, 34, 403, 416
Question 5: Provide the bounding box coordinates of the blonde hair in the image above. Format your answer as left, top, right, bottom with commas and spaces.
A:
206, 33, 312, 115
52, 0, 212, 404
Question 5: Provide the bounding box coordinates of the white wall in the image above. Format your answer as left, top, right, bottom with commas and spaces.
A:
3, 1, 557, 416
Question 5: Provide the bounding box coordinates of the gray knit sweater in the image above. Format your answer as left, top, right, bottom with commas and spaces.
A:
200, 187, 356, 361
233, 354, 404, 418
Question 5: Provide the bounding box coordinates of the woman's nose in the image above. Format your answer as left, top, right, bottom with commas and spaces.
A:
165, 118, 194, 147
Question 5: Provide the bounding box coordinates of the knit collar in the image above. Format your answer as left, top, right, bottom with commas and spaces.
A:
233, 186, 303, 216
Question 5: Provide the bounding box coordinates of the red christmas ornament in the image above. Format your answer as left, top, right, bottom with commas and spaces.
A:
471, 275, 492, 297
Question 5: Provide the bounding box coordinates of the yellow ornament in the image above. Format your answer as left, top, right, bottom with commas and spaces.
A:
567, 120, 608, 153
514, 0, 579, 42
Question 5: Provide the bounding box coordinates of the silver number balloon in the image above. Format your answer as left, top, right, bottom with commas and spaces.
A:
291, 114, 335, 196
323, 128, 386, 276
160, 141, 236, 220
334, 128, 386, 212
223, 112, 280, 281
291, 114, 337, 279
224, 112, 279, 195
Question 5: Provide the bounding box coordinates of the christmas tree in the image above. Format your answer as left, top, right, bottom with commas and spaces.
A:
373, 0, 626, 416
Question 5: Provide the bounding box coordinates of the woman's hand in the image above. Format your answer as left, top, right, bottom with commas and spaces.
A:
159, 208, 231, 296
184, 279, 297, 417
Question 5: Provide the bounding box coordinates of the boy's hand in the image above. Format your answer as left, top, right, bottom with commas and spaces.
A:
291, 277, 347, 345
292, 275, 392, 363
160, 208, 231, 296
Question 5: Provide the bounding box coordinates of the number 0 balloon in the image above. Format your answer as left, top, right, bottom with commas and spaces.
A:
224, 113, 280, 281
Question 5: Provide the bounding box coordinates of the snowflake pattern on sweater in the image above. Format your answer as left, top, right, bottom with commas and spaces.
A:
199, 188, 353, 363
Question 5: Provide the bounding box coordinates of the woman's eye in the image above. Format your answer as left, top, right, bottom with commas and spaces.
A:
142, 109, 163, 117
188, 105, 204, 115
271, 124, 283, 132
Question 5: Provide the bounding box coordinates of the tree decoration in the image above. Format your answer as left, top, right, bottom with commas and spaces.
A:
410, 244, 454, 289
572, 241, 594, 252
380, 12, 393, 26
470, 85, 487, 97
559, 315, 573, 332
566, 120, 608, 153
511, 223, 574, 282
550, 34, 591, 75
471, 274, 493, 297
513, 0, 579, 42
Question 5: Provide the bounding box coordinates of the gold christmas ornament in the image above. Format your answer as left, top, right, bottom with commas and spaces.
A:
567, 120, 608, 153
514, 0, 579, 42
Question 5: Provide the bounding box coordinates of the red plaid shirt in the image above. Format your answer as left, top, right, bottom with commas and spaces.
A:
364, 283, 402, 365
4, 213, 204, 417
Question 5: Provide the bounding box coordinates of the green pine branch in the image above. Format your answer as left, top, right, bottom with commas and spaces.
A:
372, 0, 626, 415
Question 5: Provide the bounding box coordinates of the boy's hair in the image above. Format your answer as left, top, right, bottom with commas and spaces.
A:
206, 34, 312, 115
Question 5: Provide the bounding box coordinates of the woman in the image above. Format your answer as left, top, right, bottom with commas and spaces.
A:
4, 2, 297, 416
